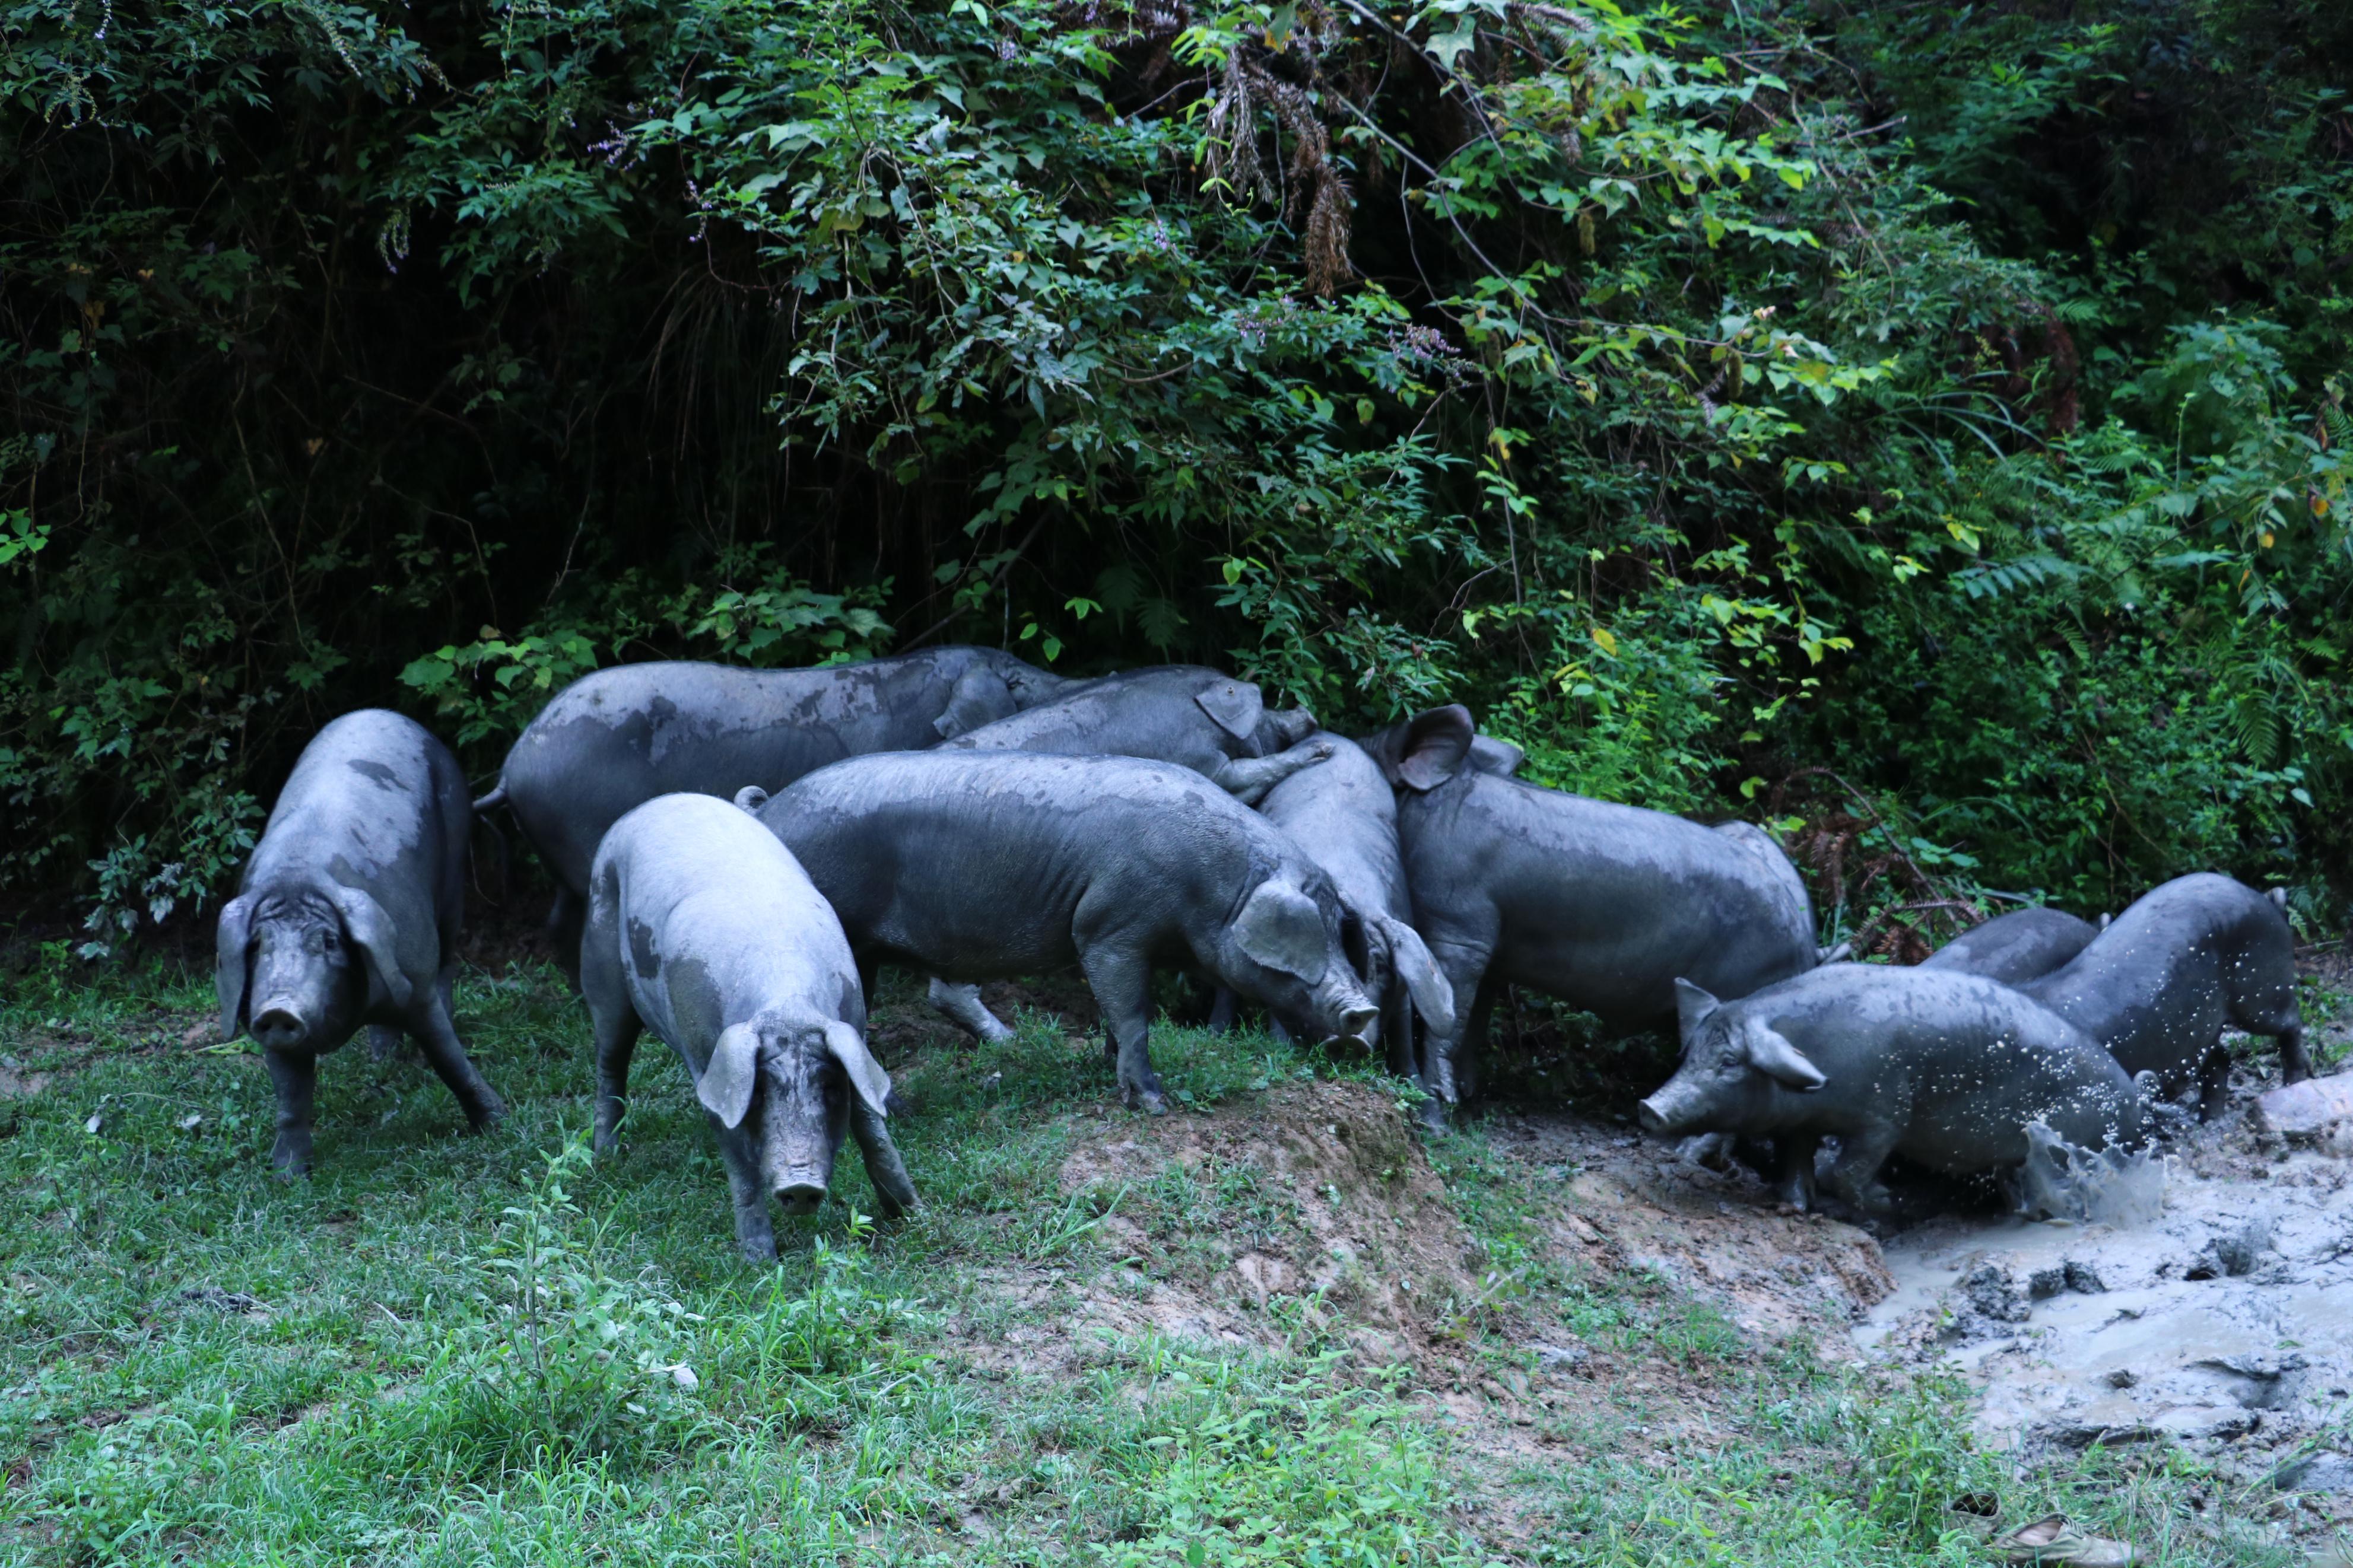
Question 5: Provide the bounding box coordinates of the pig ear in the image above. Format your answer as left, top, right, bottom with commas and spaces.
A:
325, 885, 413, 1011
933, 667, 1016, 740
1194, 679, 1265, 742
1745, 1024, 1826, 1092
1468, 733, 1524, 777
1233, 881, 1330, 985
697, 1023, 761, 1129
214, 894, 256, 1039
2267, 887, 2287, 910
823, 1020, 893, 1119
733, 785, 771, 813
1377, 917, 1456, 1034
1395, 705, 1474, 792
2098, 911, 2113, 930
1673, 978, 1720, 1037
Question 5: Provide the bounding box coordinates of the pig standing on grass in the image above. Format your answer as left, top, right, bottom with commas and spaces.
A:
583, 793, 915, 1262
1637, 964, 2148, 1214
741, 751, 1381, 1115
214, 710, 505, 1173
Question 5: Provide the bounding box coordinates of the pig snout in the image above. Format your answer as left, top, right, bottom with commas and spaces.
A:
773, 1176, 828, 1216
1637, 1082, 1704, 1136
1338, 1003, 1379, 1042
252, 1002, 310, 1051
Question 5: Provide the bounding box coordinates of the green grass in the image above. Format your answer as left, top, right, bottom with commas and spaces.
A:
0, 952, 2307, 1564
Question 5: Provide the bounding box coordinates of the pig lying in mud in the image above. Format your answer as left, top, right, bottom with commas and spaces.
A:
583, 793, 915, 1261
477, 647, 1065, 974
2019, 873, 2306, 1117
1251, 730, 1457, 1070
941, 664, 1332, 804
215, 710, 504, 1173
1919, 907, 2103, 986
1357, 705, 1825, 1115
739, 752, 1379, 1115
1639, 965, 2148, 1216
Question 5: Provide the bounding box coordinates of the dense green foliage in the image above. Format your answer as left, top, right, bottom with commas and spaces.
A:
6, 0, 2350, 943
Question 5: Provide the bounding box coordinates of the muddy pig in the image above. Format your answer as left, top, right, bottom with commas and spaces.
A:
583, 793, 915, 1261
1638, 965, 2147, 1214
744, 751, 1379, 1114
215, 710, 504, 1172
2019, 873, 2305, 1116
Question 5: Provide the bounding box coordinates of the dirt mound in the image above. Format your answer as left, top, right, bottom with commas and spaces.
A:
1485, 1112, 1897, 1341
1056, 1079, 1480, 1364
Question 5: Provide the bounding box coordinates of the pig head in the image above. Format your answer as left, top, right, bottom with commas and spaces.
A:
693, 1011, 899, 1221
1637, 978, 1825, 1138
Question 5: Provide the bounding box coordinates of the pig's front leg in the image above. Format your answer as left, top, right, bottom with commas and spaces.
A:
412, 990, 506, 1133
264, 1048, 319, 1176
715, 1124, 778, 1263
1771, 1133, 1820, 1211
850, 1101, 920, 1219
1820, 1119, 1900, 1216
1212, 739, 1335, 805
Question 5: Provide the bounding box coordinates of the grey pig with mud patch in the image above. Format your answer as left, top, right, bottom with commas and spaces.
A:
1638, 964, 2149, 1214
583, 792, 915, 1262
1355, 705, 1827, 1116
475, 647, 1067, 976
2018, 872, 2306, 1117
738, 750, 1380, 1115
215, 710, 504, 1173
1918, 907, 2104, 986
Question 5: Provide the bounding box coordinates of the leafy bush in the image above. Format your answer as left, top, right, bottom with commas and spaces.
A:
5, 0, 2350, 938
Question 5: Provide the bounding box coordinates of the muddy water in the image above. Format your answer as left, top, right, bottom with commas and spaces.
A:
1853, 1100, 2353, 1490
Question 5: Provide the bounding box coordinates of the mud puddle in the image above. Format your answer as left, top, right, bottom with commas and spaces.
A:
1855, 1068, 2353, 1497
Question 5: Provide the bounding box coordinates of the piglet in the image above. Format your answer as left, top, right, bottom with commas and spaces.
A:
215, 710, 504, 1172
583, 793, 914, 1261
1638, 965, 2147, 1214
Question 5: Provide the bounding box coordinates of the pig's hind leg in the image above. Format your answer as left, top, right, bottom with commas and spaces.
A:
580, 927, 643, 1156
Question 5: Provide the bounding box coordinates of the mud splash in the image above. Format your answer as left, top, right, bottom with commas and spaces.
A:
1856, 1071, 2353, 1495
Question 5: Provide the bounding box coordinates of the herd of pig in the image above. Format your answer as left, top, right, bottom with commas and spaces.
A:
212, 648, 2311, 1259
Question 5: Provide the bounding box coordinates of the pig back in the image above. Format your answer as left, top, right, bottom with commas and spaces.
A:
2017, 873, 2290, 1081
1919, 907, 2100, 985
594, 794, 858, 1050
940, 665, 1245, 775
764, 750, 1265, 971
498, 648, 1021, 891
1406, 774, 1817, 1025
1256, 737, 1411, 925
247, 710, 465, 936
